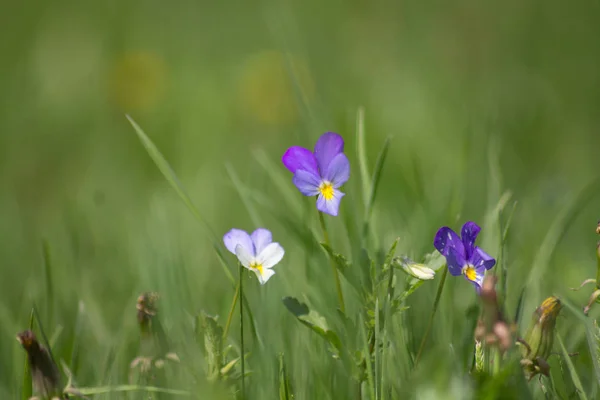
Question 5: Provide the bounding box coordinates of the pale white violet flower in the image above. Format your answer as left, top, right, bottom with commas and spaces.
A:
223, 228, 284, 285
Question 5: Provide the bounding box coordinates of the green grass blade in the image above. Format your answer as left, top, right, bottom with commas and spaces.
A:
525, 177, 600, 305
126, 116, 263, 349
561, 297, 600, 386
32, 305, 58, 371
21, 308, 34, 400
42, 240, 54, 329
361, 315, 376, 400
361, 136, 392, 244
374, 298, 381, 400
73, 385, 190, 396
557, 332, 588, 400
127, 114, 224, 261
252, 148, 303, 218
278, 353, 292, 400
356, 107, 370, 206
225, 163, 262, 227
126, 115, 213, 234
68, 301, 86, 377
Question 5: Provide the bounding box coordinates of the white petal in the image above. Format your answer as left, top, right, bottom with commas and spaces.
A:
255, 268, 276, 285
235, 244, 254, 268
257, 242, 285, 269
408, 265, 435, 280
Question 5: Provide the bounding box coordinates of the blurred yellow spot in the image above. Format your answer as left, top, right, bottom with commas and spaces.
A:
238, 51, 314, 125
463, 265, 477, 282
319, 182, 334, 200
110, 51, 166, 111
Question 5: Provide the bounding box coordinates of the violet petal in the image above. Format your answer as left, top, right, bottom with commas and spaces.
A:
314, 132, 344, 174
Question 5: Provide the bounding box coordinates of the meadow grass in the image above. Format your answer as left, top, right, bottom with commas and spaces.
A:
3, 3, 600, 399
6, 112, 600, 399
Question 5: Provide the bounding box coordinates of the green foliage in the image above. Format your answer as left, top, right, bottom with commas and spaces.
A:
5, 4, 600, 398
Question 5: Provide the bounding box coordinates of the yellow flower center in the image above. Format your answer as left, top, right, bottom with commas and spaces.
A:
319, 181, 334, 200
251, 262, 264, 276
463, 265, 477, 282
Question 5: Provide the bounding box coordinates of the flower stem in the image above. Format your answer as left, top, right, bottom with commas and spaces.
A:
222, 281, 240, 340
239, 264, 245, 398
595, 243, 600, 288
318, 211, 346, 313
414, 266, 448, 367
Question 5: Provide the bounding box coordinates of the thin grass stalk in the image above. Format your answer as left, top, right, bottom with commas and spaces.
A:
414, 267, 448, 367
318, 211, 345, 313
223, 281, 240, 341
239, 264, 246, 399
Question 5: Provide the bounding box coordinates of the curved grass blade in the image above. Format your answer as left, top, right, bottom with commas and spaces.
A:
252, 148, 303, 218
356, 107, 370, 206
561, 297, 600, 386
361, 136, 392, 244
126, 115, 261, 347
525, 177, 600, 304
557, 332, 589, 400
225, 163, 262, 227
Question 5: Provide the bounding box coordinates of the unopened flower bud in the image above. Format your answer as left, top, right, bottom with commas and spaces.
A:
474, 275, 514, 353
394, 257, 435, 280
17, 330, 63, 399
137, 292, 159, 333
520, 296, 562, 380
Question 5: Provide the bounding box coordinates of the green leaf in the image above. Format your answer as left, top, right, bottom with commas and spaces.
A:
320, 243, 351, 270
422, 250, 446, 273
200, 312, 224, 381
282, 297, 342, 354
557, 332, 589, 400
382, 238, 399, 273
361, 136, 392, 244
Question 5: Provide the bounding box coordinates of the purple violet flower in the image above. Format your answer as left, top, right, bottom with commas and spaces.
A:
223, 228, 285, 285
433, 221, 496, 291
282, 132, 350, 216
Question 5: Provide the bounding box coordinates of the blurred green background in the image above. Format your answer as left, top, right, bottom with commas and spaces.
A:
2, 0, 600, 398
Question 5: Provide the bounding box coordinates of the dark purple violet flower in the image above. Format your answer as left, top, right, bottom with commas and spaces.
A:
433, 221, 496, 291
282, 132, 350, 216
